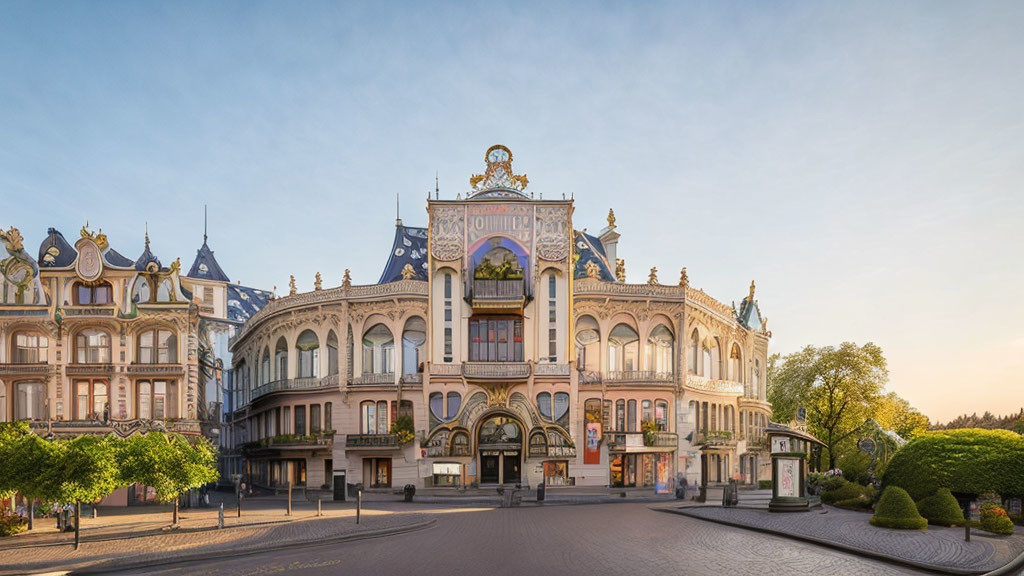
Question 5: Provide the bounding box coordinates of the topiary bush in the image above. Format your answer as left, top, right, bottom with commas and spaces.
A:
916, 488, 965, 526
870, 486, 928, 530
882, 429, 1024, 502
980, 504, 1015, 535
822, 479, 873, 506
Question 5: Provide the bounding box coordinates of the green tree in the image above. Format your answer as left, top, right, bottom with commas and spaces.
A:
874, 392, 930, 440
767, 342, 887, 469
46, 435, 122, 505
119, 432, 219, 525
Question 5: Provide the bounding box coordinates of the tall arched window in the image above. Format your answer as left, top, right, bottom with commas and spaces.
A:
537, 392, 552, 421
362, 324, 394, 374
701, 342, 712, 378
260, 347, 271, 385
429, 392, 444, 421
554, 392, 570, 428
615, 399, 625, 431
627, 399, 638, 432
730, 343, 743, 384
326, 331, 339, 376
275, 337, 288, 380
443, 273, 453, 363
689, 328, 699, 374
646, 324, 674, 376
133, 278, 152, 303
575, 316, 600, 372
12, 332, 48, 363
402, 318, 426, 375
296, 330, 320, 378
655, 400, 669, 431
360, 400, 388, 434
711, 338, 722, 379
75, 329, 111, 364
608, 323, 639, 373
546, 273, 558, 362
137, 328, 177, 364
641, 400, 653, 424
446, 392, 461, 420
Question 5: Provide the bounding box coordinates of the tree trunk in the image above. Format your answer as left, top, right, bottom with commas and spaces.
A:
74, 500, 81, 550
173, 496, 179, 526
27, 500, 33, 530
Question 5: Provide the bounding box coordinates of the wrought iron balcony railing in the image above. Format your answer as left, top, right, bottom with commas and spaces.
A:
350, 372, 396, 386
345, 433, 402, 449
250, 374, 339, 403
685, 375, 744, 395
462, 362, 531, 380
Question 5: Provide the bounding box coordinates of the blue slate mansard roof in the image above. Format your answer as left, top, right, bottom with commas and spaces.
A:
378, 224, 429, 283
188, 241, 230, 283
573, 230, 616, 281
227, 284, 271, 324
38, 228, 77, 268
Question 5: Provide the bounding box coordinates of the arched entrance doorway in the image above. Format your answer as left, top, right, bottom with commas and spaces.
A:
477, 414, 522, 485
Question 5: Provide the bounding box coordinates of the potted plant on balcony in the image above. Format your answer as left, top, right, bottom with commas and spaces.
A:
642, 420, 658, 447
390, 416, 415, 445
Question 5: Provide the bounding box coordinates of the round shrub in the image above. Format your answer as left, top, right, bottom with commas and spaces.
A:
0, 513, 27, 537
834, 494, 874, 511
916, 488, 965, 526
980, 504, 1015, 535
822, 479, 871, 505
882, 429, 1024, 502
870, 486, 928, 530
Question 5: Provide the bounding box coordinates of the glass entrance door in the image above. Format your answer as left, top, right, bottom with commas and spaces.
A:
480, 453, 500, 484
502, 452, 521, 484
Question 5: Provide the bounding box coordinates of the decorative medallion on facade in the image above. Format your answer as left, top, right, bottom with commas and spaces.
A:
75, 237, 104, 282
430, 205, 464, 261
468, 145, 529, 199
535, 205, 570, 261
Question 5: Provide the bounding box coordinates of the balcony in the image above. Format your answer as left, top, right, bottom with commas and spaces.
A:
577, 370, 675, 385
127, 363, 185, 377
694, 430, 736, 447
462, 362, 531, 381
65, 363, 114, 376
349, 372, 396, 386
470, 279, 526, 311
685, 375, 744, 395
250, 375, 339, 403
606, 431, 678, 452
345, 433, 402, 450
533, 363, 571, 377
400, 373, 423, 385
0, 363, 50, 377
430, 363, 462, 376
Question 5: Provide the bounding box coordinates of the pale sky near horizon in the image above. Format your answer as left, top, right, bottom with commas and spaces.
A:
2, 2, 1022, 423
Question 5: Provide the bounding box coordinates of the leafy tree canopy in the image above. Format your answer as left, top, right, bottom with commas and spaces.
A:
119, 432, 219, 502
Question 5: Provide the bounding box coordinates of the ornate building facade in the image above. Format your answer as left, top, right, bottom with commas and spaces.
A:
227, 146, 773, 493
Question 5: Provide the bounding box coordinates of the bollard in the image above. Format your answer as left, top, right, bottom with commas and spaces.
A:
317, 498, 322, 517
92, 506, 97, 519
287, 481, 292, 516
357, 490, 362, 524
218, 502, 224, 529
964, 504, 971, 542
28, 501, 34, 531
237, 493, 242, 518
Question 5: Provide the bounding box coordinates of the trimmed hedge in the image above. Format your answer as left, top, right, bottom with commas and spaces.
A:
822, 479, 873, 506
882, 429, 1024, 502
916, 488, 965, 526
980, 504, 1015, 535
834, 494, 874, 511
870, 486, 928, 530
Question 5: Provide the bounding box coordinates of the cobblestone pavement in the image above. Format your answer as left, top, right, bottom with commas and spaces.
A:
676, 505, 1024, 573
117, 503, 934, 576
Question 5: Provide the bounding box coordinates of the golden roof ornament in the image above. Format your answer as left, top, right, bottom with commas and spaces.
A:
607, 209, 616, 229
0, 226, 24, 252
469, 145, 529, 197
400, 263, 416, 280
342, 269, 352, 288
79, 221, 109, 250
585, 260, 600, 279
615, 258, 626, 282
647, 267, 659, 286
169, 258, 181, 274
749, 280, 756, 300
679, 267, 689, 287
314, 272, 322, 291
289, 275, 297, 296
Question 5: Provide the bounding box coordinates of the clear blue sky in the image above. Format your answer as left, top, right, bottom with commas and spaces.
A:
2, 2, 1022, 422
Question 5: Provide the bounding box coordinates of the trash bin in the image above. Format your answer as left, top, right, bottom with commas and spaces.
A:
537, 482, 546, 502
403, 484, 416, 502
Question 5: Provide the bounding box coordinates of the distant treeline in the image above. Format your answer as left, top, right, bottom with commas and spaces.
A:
930, 408, 1024, 431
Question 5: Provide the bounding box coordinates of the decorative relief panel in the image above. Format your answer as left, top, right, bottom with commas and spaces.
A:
535, 205, 569, 261
466, 204, 532, 248
430, 206, 464, 261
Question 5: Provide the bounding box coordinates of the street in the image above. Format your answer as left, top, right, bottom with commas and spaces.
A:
117, 503, 931, 576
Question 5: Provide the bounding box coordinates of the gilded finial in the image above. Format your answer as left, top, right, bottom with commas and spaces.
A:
169, 258, 181, 274
647, 267, 659, 285
400, 263, 417, 280
679, 267, 688, 287
749, 280, 756, 300
289, 275, 297, 296
144, 222, 150, 249
343, 269, 352, 288
607, 208, 616, 229
0, 227, 24, 252
314, 272, 322, 291
585, 260, 600, 279
615, 258, 626, 282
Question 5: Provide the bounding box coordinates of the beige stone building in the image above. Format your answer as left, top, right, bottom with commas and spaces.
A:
226, 145, 773, 494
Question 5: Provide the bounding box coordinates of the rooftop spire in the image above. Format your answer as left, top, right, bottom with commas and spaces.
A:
203, 204, 208, 245
144, 221, 150, 249
396, 193, 401, 226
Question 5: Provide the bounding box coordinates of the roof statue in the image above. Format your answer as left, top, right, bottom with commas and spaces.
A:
585, 260, 600, 279
80, 222, 109, 250
314, 272, 322, 291
288, 275, 297, 296
679, 267, 689, 287
647, 267, 659, 286
1, 226, 24, 252
468, 145, 529, 199
343, 269, 351, 289
615, 258, 626, 282
607, 209, 616, 229
401, 263, 417, 280
1, 225, 47, 306
749, 280, 756, 300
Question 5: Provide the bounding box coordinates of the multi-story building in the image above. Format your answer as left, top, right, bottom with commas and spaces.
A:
227, 145, 773, 494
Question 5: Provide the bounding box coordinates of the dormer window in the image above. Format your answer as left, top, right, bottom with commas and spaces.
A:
74, 281, 112, 305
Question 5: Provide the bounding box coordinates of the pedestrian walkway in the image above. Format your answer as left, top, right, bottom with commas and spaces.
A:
665, 505, 1024, 574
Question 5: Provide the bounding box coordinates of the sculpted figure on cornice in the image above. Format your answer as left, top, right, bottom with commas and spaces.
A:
535, 205, 570, 262
431, 206, 464, 262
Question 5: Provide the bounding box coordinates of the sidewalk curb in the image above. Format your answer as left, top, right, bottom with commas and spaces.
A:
68, 518, 437, 575
982, 547, 1024, 576
657, 507, 1001, 576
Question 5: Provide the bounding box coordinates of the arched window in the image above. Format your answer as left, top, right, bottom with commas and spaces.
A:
326, 331, 339, 376
607, 323, 639, 373
641, 400, 653, 424
575, 316, 600, 372
554, 392, 570, 428
133, 278, 152, 303
12, 332, 48, 363
156, 278, 172, 302
260, 347, 271, 385
646, 324, 674, 376
730, 343, 743, 384
74, 281, 112, 305
296, 330, 320, 378
615, 399, 625, 432
711, 338, 722, 379
75, 329, 111, 364
359, 401, 378, 434
443, 273, 453, 363
546, 273, 558, 362
701, 342, 712, 378
689, 328, 699, 374
402, 317, 426, 375
537, 392, 552, 421
627, 399, 638, 432
362, 324, 394, 375
0, 385, 6, 423
15, 382, 45, 420
429, 392, 444, 421
137, 328, 177, 364
450, 431, 470, 456
655, 400, 669, 431
446, 392, 461, 420
275, 337, 288, 380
